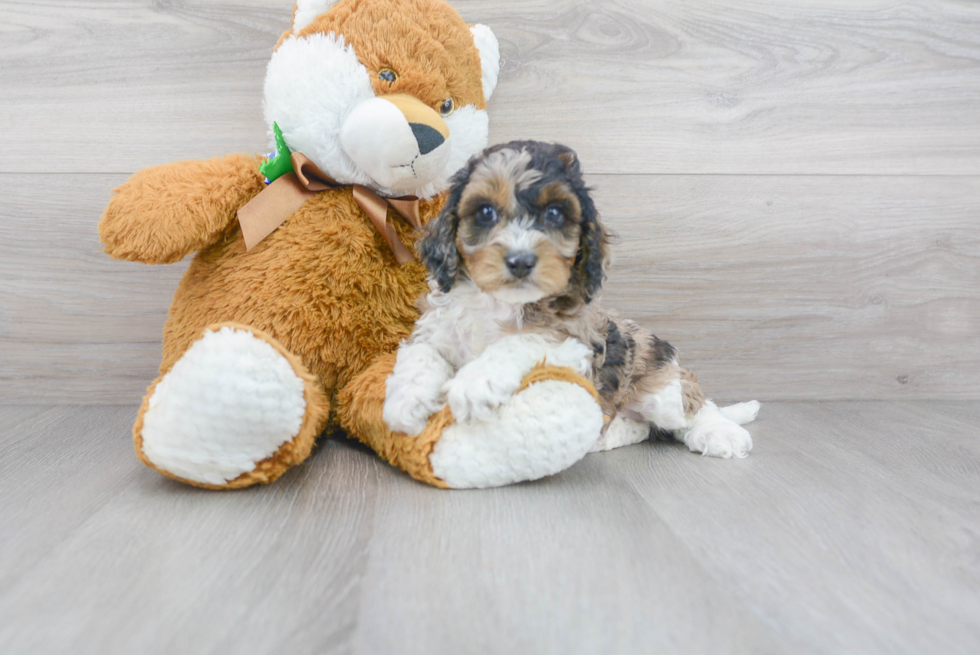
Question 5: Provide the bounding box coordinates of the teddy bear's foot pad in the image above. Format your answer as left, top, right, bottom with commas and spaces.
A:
429, 378, 604, 489
140, 326, 308, 486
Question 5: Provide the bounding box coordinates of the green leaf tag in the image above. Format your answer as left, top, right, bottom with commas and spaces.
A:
259, 122, 295, 182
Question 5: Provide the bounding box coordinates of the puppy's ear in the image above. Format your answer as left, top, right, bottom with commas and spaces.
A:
574, 185, 609, 303
418, 167, 468, 292
554, 144, 608, 302
557, 148, 580, 174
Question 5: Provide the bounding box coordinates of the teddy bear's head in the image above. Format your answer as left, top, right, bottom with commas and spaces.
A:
263, 0, 500, 199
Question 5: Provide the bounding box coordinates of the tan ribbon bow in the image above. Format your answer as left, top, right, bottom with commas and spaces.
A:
237, 152, 421, 264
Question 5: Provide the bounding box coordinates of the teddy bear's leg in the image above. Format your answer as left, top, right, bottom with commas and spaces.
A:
337, 353, 449, 487
133, 323, 329, 489
338, 354, 605, 489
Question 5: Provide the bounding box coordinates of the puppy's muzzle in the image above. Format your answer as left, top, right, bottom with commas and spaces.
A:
505, 251, 538, 279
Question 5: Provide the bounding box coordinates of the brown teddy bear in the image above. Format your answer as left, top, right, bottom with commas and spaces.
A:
99, 0, 606, 490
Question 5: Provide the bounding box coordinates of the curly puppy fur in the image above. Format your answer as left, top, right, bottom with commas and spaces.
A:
386, 141, 758, 457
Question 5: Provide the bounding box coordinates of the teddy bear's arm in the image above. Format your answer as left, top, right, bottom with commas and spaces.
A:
99, 153, 265, 264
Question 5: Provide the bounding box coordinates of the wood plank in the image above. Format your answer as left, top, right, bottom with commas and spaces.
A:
0, 406, 380, 654
2, 172, 977, 403
592, 174, 980, 401
611, 400, 980, 654
350, 455, 789, 655
0, 0, 276, 173
0, 405, 59, 447
0, 406, 141, 588
3, 402, 976, 654
2, 0, 979, 175
0, 173, 188, 403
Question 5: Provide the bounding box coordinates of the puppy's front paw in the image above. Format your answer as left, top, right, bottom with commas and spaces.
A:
683, 414, 753, 459
444, 362, 521, 424
384, 379, 442, 436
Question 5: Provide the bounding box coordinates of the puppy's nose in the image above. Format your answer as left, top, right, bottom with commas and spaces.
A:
505, 251, 538, 279
410, 123, 445, 155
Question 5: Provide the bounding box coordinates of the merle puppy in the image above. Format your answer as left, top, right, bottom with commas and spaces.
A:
384, 140, 759, 456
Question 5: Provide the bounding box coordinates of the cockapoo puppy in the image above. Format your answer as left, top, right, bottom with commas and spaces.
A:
384, 141, 759, 457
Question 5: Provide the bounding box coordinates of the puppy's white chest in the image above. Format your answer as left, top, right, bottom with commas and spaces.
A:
421, 284, 521, 369
447, 305, 514, 367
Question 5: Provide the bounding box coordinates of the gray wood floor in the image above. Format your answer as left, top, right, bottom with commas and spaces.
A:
2, 2, 979, 653
1, 401, 978, 654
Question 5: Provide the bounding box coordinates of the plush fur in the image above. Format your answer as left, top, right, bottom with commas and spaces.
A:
384, 141, 761, 458
268, 0, 497, 199
99, 0, 525, 488
132, 323, 329, 490
429, 370, 604, 488
101, 0, 728, 490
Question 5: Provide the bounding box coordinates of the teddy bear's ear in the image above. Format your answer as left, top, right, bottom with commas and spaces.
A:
293, 0, 339, 34
469, 24, 500, 101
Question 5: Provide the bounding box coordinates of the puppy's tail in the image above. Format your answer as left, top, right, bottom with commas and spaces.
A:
718, 400, 761, 425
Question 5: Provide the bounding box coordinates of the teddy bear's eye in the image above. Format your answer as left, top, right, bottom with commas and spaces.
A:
439, 98, 455, 117
379, 69, 397, 83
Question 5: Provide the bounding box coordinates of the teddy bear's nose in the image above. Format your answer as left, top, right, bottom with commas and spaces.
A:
410, 123, 446, 155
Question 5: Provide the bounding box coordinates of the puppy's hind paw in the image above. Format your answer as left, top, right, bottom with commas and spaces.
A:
685, 422, 753, 459
718, 400, 761, 425
683, 404, 753, 459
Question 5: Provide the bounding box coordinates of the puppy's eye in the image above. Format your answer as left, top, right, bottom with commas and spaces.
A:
542, 205, 565, 227
439, 98, 455, 117
475, 204, 498, 226
379, 69, 397, 83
